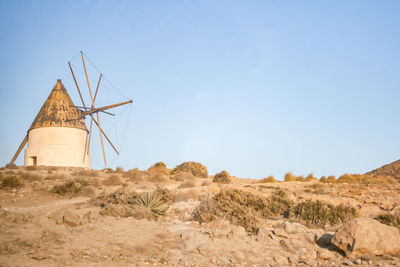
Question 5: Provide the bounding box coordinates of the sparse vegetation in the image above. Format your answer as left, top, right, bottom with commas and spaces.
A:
115, 166, 125, 173
284, 172, 297, 182
375, 214, 400, 229
178, 180, 196, 188
52, 179, 89, 197
148, 162, 169, 175
337, 174, 398, 184
123, 168, 149, 181
213, 170, 231, 184
25, 165, 37, 171
305, 174, 318, 182
95, 188, 171, 219
293, 200, 357, 227
171, 162, 208, 178
1, 176, 23, 189
72, 169, 99, 177
320, 176, 337, 183
259, 176, 278, 183
102, 175, 122, 186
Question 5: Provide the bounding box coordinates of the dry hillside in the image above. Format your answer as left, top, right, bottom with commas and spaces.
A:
0, 162, 399, 266
366, 159, 400, 182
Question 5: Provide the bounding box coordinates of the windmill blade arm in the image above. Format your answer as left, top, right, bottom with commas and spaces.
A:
83, 100, 133, 116
10, 135, 28, 164
100, 110, 115, 116
68, 62, 87, 109
92, 118, 119, 155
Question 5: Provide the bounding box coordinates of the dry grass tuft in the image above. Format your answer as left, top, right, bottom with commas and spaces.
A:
1, 176, 23, 189
102, 175, 122, 186
72, 169, 99, 177
259, 176, 278, 183
284, 172, 297, 182
18, 171, 41, 181
320, 176, 337, 183
123, 168, 149, 181
115, 166, 125, 173
171, 162, 208, 178
213, 170, 231, 184
25, 166, 37, 171
305, 174, 318, 182
52, 179, 89, 197
45, 174, 67, 180
178, 180, 196, 189
375, 214, 400, 229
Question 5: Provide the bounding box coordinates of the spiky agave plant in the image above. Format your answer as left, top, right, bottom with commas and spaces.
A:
133, 191, 168, 217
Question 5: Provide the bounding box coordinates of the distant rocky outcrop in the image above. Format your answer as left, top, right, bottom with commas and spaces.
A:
366, 159, 400, 182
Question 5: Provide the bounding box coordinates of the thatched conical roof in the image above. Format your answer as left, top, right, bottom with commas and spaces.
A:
29, 80, 88, 132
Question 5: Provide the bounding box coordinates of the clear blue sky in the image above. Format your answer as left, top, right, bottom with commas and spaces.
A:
0, 1, 399, 179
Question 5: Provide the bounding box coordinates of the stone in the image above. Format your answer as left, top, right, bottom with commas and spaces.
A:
331, 218, 400, 258
273, 255, 289, 265
63, 211, 81, 227
273, 227, 288, 239
318, 250, 336, 260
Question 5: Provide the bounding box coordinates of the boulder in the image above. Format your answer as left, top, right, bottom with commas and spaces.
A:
331, 218, 400, 258
63, 211, 82, 227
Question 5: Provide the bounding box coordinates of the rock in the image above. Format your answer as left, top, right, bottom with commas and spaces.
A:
273, 255, 289, 265
273, 228, 288, 239
331, 218, 400, 258
318, 250, 336, 260
63, 211, 81, 227
31, 251, 49, 261
316, 233, 333, 248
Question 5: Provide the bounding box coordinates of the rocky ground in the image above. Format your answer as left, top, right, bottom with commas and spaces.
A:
0, 164, 400, 267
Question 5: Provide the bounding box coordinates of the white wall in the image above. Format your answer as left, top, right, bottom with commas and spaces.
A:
24, 127, 90, 168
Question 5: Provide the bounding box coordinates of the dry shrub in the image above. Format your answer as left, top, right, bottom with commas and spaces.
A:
81, 186, 97, 197
148, 162, 169, 176
172, 171, 195, 181
4, 171, 15, 175
102, 175, 122, 186
104, 168, 114, 173
52, 179, 89, 197
296, 175, 305, 182
337, 174, 398, 184
150, 173, 168, 183
305, 174, 318, 182
193, 189, 293, 233
123, 168, 148, 181
260, 176, 278, 183
95, 188, 171, 219
115, 166, 125, 173
293, 200, 357, 227
178, 180, 196, 189
72, 169, 99, 177
25, 166, 37, 171
5, 163, 17, 169
45, 174, 67, 180
320, 176, 337, 183
1, 176, 23, 189
375, 214, 400, 229
18, 171, 41, 181
284, 172, 297, 182
171, 162, 208, 178
213, 170, 231, 184
305, 183, 328, 195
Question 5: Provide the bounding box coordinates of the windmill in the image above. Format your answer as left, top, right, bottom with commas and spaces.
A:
9, 51, 132, 169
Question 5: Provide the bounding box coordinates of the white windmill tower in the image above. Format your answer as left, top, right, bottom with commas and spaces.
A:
9, 51, 132, 169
